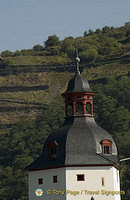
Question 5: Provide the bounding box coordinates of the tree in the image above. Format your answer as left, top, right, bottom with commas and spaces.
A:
1, 50, 13, 57
95, 28, 102, 34
13, 50, 22, 56
32, 44, 44, 51
2, 59, 13, 66
60, 37, 75, 57
102, 26, 111, 34
124, 22, 130, 36
44, 35, 60, 48
97, 35, 121, 56
83, 31, 88, 37
88, 29, 95, 36
80, 48, 98, 62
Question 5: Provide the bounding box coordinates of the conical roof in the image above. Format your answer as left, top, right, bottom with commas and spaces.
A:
65, 71, 92, 93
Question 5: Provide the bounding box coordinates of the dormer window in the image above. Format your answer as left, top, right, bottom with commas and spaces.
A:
51, 148, 57, 159
48, 141, 58, 159
86, 102, 91, 114
67, 104, 73, 116
101, 140, 112, 155
76, 102, 83, 114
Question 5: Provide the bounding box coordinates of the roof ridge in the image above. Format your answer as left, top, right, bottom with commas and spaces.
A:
96, 153, 117, 164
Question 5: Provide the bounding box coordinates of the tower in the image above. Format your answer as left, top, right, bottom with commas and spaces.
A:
26, 57, 121, 200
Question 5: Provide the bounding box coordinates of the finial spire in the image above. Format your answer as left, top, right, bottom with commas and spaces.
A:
75, 47, 80, 73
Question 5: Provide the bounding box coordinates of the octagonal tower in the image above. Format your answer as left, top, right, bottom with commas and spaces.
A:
26, 57, 121, 200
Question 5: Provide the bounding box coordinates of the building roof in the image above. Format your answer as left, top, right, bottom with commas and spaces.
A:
64, 71, 93, 93
26, 70, 120, 171
26, 117, 119, 171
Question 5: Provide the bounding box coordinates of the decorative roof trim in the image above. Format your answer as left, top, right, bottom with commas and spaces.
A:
62, 91, 95, 96
28, 164, 120, 172
47, 141, 58, 148
101, 139, 112, 146
96, 153, 120, 169
65, 115, 94, 119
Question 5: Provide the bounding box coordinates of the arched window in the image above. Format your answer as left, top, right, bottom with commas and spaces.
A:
76, 102, 83, 114
101, 140, 112, 154
67, 104, 73, 116
86, 102, 91, 114
47, 141, 58, 159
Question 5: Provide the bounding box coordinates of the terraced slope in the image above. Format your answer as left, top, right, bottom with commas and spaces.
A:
0, 56, 129, 134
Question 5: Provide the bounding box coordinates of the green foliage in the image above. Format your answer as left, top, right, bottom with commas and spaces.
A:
88, 29, 95, 36
94, 77, 129, 130
0, 96, 65, 199
46, 46, 60, 56
13, 50, 22, 56
21, 49, 33, 56
32, 44, 44, 51
0, 167, 28, 200
60, 37, 75, 57
83, 31, 87, 37
1, 23, 129, 66
93, 77, 130, 200
45, 34, 60, 48
124, 22, 130, 36
1, 50, 13, 57
2, 59, 13, 66
80, 48, 98, 62
36, 95, 64, 132
102, 26, 111, 34
95, 28, 102, 34
120, 164, 130, 200
97, 35, 122, 56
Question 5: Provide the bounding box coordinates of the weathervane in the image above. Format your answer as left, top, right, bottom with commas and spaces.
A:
75, 46, 80, 73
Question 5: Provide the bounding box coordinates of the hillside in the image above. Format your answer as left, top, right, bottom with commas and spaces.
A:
0, 23, 129, 200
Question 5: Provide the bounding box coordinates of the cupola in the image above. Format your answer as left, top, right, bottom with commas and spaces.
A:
26, 56, 120, 171
62, 57, 95, 118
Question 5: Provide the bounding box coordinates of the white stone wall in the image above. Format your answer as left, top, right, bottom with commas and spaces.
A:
113, 168, 120, 191
29, 166, 121, 200
66, 166, 121, 200
29, 168, 66, 200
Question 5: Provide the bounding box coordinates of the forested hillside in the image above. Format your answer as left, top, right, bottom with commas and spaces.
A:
0, 23, 129, 200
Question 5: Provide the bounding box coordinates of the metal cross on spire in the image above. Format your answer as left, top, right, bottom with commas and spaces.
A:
75, 46, 80, 73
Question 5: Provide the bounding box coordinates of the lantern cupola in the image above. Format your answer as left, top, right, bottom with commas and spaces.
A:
62, 56, 95, 118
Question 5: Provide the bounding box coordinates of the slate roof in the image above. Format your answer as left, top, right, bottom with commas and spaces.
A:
65, 71, 93, 93
26, 117, 119, 171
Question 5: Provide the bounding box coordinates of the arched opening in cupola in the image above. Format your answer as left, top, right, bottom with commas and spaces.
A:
76, 102, 83, 115
86, 102, 91, 114
67, 104, 73, 116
